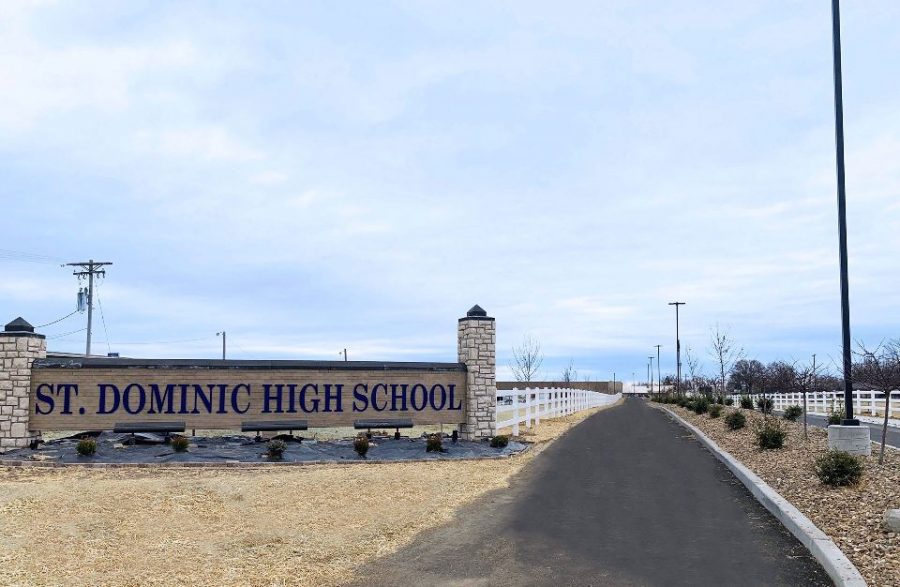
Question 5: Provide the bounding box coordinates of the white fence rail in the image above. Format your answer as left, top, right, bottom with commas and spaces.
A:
728, 391, 900, 419
496, 388, 622, 435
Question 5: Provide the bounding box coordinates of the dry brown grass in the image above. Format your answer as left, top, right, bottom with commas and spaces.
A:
0, 400, 620, 587
665, 404, 900, 587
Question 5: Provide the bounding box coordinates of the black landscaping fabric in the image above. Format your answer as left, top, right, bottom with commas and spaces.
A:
0, 433, 526, 464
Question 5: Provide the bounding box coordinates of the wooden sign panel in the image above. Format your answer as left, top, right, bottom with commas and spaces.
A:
30, 363, 467, 431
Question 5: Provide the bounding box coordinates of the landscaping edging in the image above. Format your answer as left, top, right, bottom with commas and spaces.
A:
657, 405, 867, 587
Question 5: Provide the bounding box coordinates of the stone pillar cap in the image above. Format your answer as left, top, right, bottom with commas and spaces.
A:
460, 305, 494, 321
4, 317, 34, 333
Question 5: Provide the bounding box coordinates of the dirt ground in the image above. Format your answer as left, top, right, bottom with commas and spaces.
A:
0, 399, 621, 587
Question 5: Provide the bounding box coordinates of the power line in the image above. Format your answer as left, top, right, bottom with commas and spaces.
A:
0, 248, 64, 265
111, 337, 212, 346
36, 310, 79, 328
96, 288, 111, 355
49, 327, 87, 340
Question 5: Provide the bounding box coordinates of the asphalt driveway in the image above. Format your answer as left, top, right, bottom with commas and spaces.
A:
347, 398, 831, 586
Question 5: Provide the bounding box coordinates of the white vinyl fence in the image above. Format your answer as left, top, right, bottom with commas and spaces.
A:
496, 388, 622, 435
728, 391, 900, 419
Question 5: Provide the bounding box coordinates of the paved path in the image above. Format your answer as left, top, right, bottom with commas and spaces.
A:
348, 398, 831, 586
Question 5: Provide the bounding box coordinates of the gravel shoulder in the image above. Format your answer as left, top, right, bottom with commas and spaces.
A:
661, 403, 900, 587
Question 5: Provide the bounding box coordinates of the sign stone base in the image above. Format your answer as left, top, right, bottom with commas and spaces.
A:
827, 425, 871, 456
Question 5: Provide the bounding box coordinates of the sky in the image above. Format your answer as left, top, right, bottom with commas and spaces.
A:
1, 1, 899, 384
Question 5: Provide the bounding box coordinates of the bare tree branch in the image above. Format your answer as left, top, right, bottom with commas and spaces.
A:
509, 334, 544, 384
708, 323, 743, 399
852, 340, 900, 464
561, 358, 577, 386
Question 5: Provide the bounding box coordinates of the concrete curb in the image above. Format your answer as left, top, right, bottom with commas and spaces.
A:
657, 405, 867, 587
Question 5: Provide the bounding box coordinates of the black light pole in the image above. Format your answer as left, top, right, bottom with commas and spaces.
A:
668, 302, 685, 395
831, 0, 857, 425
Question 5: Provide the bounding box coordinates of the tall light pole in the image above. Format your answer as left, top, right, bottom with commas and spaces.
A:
668, 302, 685, 395
654, 344, 662, 396
830, 0, 857, 425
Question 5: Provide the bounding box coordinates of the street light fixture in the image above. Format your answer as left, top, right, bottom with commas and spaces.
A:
668, 302, 685, 395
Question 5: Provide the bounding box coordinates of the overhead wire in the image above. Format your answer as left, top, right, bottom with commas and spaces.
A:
49, 328, 86, 340
36, 310, 80, 328
0, 248, 64, 265
110, 337, 213, 346
96, 286, 112, 355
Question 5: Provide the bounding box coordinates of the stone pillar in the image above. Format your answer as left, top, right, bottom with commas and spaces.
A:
458, 305, 496, 440
0, 318, 45, 451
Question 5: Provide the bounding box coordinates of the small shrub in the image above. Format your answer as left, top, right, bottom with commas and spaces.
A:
739, 396, 754, 409
755, 419, 787, 449
713, 395, 725, 405
708, 404, 723, 418
266, 439, 287, 460
171, 436, 190, 452
353, 435, 369, 458
692, 396, 710, 415
756, 397, 773, 414
783, 405, 803, 422
76, 438, 97, 457
426, 433, 443, 453
827, 408, 844, 426
724, 397, 734, 406
490, 435, 509, 448
724, 410, 746, 431
815, 450, 863, 487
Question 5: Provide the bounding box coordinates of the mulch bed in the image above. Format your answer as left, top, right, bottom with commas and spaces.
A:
662, 403, 899, 587
0, 432, 527, 466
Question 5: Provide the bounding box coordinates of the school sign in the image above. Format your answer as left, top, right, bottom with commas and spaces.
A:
30, 361, 467, 430
0, 306, 496, 449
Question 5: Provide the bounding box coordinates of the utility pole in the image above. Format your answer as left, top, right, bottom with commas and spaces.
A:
343, 348, 348, 362
654, 344, 662, 396
216, 331, 226, 359
668, 302, 685, 395
66, 259, 112, 356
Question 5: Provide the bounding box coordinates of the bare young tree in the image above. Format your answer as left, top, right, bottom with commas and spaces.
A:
852, 340, 900, 464
510, 334, 544, 384
561, 359, 577, 386
709, 324, 743, 400
684, 345, 701, 394
792, 358, 824, 440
